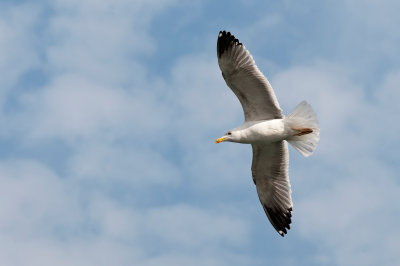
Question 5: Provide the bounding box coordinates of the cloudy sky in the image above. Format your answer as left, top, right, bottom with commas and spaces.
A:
1, 0, 399, 265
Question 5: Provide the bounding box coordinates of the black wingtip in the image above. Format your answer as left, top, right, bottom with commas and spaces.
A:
264, 205, 293, 237
217, 30, 242, 58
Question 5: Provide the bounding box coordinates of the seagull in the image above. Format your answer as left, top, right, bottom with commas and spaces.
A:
215, 31, 320, 237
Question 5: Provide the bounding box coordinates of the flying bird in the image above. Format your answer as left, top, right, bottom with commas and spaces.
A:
215, 31, 320, 236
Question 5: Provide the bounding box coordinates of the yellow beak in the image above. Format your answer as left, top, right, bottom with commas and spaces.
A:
215, 137, 226, 143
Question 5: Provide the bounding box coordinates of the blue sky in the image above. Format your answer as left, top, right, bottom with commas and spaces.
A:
1, 0, 399, 265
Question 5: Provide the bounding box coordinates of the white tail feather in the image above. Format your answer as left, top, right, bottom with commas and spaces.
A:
285, 101, 320, 157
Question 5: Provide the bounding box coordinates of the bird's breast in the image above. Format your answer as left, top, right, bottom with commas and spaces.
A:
240, 119, 288, 144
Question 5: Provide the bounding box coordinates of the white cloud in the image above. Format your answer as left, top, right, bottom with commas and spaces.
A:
296, 172, 400, 266
20, 75, 132, 140
0, 159, 81, 240
0, 158, 253, 265
143, 204, 249, 249
68, 142, 181, 188
13, 73, 173, 144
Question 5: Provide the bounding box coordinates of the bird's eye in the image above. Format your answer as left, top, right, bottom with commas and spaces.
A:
227, 132, 232, 135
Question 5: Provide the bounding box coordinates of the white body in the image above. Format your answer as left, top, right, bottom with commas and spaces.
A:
223, 101, 320, 157
233, 119, 292, 144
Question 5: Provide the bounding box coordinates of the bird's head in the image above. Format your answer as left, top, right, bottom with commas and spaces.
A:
215, 130, 240, 143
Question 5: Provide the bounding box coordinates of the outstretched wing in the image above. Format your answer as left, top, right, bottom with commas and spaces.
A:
251, 141, 293, 236
217, 31, 283, 121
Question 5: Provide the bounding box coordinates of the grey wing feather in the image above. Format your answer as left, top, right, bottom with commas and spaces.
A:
251, 141, 293, 236
217, 31, 283, 121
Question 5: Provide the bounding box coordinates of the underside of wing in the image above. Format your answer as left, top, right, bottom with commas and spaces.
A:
251, 141, 293, 236
217, 31, 283, 121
